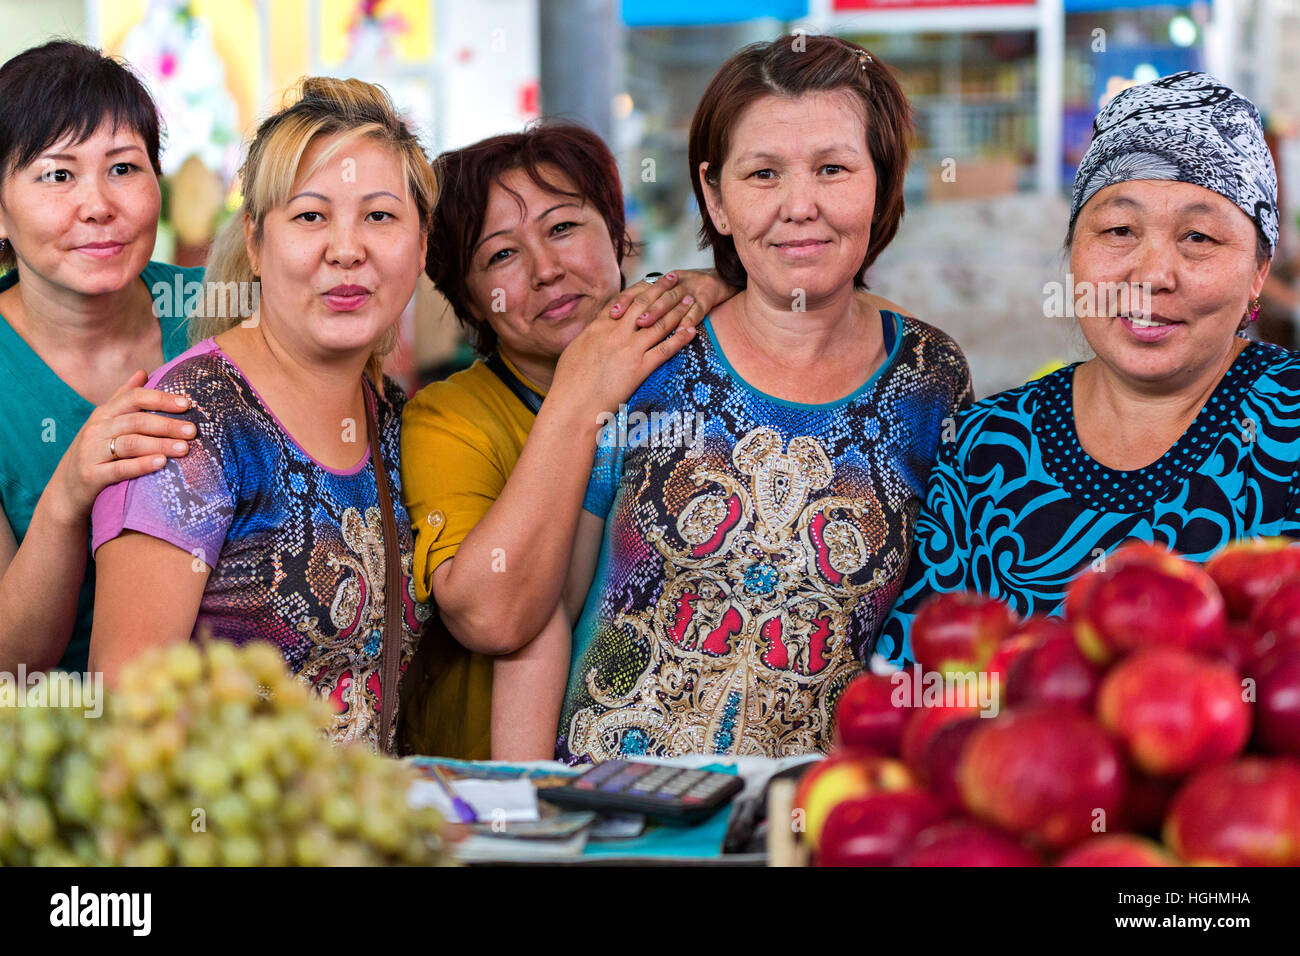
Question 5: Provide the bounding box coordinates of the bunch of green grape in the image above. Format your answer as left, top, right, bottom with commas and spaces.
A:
0, 684, 102, 866
0, 641, 450, 866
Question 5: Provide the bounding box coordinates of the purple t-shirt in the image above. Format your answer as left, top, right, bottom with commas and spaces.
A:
92, 338, 431, 749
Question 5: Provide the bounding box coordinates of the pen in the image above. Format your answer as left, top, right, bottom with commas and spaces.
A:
431, 765, 479, 824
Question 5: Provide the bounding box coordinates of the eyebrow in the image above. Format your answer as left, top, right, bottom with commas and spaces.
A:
287, 189, 404, 204
473, 201, 581, 255
40, 145, 147, 162
1092, 195, 1225, 218
733, 144, 863, 165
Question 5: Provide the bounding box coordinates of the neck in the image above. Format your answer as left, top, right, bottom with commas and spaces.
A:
497, 344, 556, 392
220, 311, 369, 412
1076, 338, 1248, 435
5, 263, 150, 355
723, 281, 872, 368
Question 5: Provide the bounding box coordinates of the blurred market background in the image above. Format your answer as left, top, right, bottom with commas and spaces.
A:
7, 0, 1299, 397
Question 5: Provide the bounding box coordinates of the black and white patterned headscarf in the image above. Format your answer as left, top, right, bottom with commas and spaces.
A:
1070, 71, 1278, 254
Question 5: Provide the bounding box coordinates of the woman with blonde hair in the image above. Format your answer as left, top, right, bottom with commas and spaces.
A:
90, 77, 435, 752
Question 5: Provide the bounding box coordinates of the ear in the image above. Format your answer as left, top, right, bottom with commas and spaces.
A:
1251, 255, 1272, 299
698, 162, 730, 236
243, 213, 260, 276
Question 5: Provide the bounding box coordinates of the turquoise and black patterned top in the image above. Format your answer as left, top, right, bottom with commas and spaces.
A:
879, 341, 1300, 663
558, 311, 973, 764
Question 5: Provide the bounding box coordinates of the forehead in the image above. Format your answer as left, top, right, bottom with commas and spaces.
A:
481, 163, 583, 227
40, 121, 148, 156
726, 90, 868, 161
293, 133, 409, 192
1084, 180, 1244, 223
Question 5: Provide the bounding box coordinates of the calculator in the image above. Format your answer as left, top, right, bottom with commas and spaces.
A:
539, 760, 745, 825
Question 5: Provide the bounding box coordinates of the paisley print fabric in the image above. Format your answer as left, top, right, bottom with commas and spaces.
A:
879, 342, 1300, 663
1070, 71, 1279, 252
557, 311, 973, 765
92, 339, 431, 751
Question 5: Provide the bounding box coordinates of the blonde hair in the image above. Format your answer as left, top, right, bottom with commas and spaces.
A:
199, 76, 438, 384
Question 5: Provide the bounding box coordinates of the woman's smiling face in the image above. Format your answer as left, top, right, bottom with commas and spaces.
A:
0, 120, 160, 297
698, 90, 877, 309
463, 164, 622, 366
1071, 179, 1269, 388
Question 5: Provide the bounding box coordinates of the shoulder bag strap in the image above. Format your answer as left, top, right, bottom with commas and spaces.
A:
364, 378, 404, 755
486, 351, 544, 416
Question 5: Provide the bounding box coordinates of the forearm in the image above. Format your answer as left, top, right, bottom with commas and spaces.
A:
0, 495, 90, 671
437, 396, 599, 653
489, 603, 573, 760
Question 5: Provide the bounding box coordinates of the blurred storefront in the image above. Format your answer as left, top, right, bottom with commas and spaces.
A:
0, 1, 1296, 392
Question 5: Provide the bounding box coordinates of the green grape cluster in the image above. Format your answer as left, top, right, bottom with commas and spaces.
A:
0, 641, 450, 866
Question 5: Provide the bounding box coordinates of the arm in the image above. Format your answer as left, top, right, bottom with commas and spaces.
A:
0, 371, 194, 670
88, 531, 208, 686
430, 283, 709, 656
489, 510, 607, 759
489, 602, 573, 760
563, 511, 607, 624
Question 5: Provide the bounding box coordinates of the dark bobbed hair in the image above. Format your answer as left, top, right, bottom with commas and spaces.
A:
688, 34, 912, 289
0, 40, 164, 271
426, 121, 634, 356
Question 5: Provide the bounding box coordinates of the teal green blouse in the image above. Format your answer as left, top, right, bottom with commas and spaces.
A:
0, 261, 204, 670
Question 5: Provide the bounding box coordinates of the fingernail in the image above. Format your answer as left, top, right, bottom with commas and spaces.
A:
683, 295, 694, 305
610, 303, 622, 313
639, 313, 649, 320
666, 272, 677, 281
153, 456, 166, 467
172, 442, 188, 454
175, 395, 190, 408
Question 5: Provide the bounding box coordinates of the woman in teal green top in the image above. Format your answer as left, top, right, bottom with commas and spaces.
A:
0, 41, 202, 671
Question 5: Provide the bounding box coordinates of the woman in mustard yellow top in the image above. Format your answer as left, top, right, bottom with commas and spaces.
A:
401, 122, 734, 759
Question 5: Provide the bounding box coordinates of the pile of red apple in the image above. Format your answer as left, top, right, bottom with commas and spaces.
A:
798, 539, 1300, 866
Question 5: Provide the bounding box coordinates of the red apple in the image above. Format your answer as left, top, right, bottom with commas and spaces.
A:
1006, 632, 1100, 711
1097, 649, 1250, 777
1056, 835, 1178, 866
1252, 647, 1300, 756
896, 820, 1040, 867
1205, 538, 1300, 620
793, 754, 915, 852
832, 672, 909, 757
900, 697, 981, 771
911, 592, 1017, 675
957, 708, 1127, 850
1164, 757, 1300, 866
915, 714, 987, 811
816, 789, 946, 867
1249, 578, 1300, 664
1070, 543, 1226, 665
986, 632, 1048, 703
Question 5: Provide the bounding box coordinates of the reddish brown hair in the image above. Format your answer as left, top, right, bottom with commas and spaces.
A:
688, 34, 912, 289
427, 121, 634, 355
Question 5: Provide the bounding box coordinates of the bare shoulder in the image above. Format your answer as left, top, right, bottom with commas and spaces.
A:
863, 292, 916, 319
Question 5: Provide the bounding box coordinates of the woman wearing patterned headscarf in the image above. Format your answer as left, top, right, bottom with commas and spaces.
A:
879, 71, 1299, 663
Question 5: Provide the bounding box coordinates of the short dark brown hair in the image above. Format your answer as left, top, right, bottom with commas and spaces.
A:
688, 34, 912, 289
0, 40, 163, 272
426, 121, 634, 355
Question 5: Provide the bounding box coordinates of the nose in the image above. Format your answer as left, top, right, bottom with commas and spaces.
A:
531, 245, 565, 288
77, 178, 113, 224
779, 172, 819, 223
1131, 235, 1177, 297
326, 219, 364, 268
